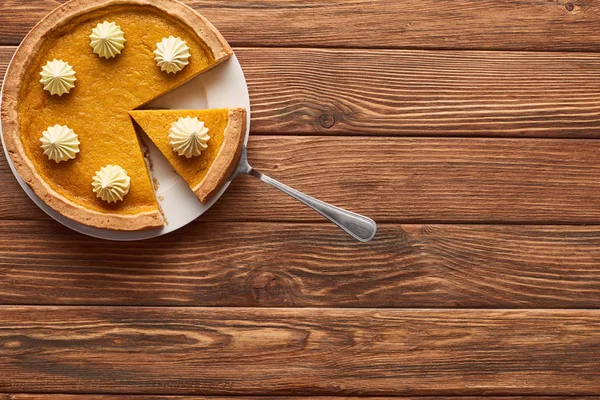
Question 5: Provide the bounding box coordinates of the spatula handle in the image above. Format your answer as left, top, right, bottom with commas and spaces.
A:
249, 169, 377, 242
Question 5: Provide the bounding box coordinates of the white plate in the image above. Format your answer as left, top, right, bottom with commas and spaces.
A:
0, 54, 251, 241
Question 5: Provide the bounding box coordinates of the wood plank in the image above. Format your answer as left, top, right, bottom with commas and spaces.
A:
3, 46, 600, 138
1, 220, 600, 308
238, 48, 600, 137
0, 308, 599, 395
4, 136, 600, 223
1, 1, 600, 51
213, 136, 600, 223
4, 397, 599, 400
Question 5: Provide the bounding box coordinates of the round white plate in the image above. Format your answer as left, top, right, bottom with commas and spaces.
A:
0, 54, 251, 241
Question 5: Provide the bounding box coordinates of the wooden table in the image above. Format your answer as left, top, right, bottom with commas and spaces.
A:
1, 0, 600, 398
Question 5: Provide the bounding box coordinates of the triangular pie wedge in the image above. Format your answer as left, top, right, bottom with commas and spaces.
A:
1, 0, 234, 230
130, 108, 246, 203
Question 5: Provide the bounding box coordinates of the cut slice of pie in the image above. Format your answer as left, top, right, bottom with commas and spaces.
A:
130, 108, 246, 202
1, 0, 234, 230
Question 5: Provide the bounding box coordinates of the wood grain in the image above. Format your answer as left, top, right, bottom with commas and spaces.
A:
3, 46, 600, 138
1, 1, 600, 51
3, 1, 600, 398
214, 136, 600, 223
1, 220, 600, 308
237, 48, 600, 137
4, 397, 599, 400
5, 135, 600, 223
0, 307, 599, 395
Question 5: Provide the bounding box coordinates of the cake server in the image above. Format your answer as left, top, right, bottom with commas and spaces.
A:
230, 147, 377, 242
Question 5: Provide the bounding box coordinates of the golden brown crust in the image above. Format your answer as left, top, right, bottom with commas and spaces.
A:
1, 0, 232, 230
193, 108, 246, 203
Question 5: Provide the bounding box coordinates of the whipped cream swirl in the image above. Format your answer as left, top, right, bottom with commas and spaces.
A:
92, 165, 131, 203
90, 21, 126, 59
40, 124, 80, 163
169, 116, 211, 158
154, 36, 191, 74
39, 59, 76, 96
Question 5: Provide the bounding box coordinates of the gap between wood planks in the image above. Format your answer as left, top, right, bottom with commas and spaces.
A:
0, 391, 600, 400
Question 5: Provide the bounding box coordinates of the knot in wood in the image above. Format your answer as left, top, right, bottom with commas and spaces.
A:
250, 272, 281, 302
319, 113, 336, 129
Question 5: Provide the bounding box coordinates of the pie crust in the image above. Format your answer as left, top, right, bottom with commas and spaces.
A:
194, 108, 246, 202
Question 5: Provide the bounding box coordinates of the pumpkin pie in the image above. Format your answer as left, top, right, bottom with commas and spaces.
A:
1, 0, 234, 230
130, 108, 246, 202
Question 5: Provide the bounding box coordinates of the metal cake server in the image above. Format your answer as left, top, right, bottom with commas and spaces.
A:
230, 147, 377, 242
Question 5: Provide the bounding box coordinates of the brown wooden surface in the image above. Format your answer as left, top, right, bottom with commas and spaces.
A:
236, 48, 600, 138
1, 308, 599, 395
2, 1, 600, 51
1, 0, 600, 397
1, 220, 599, 308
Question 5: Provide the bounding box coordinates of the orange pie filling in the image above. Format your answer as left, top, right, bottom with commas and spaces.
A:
130, 109, 229, 188
17, 6, 217, 216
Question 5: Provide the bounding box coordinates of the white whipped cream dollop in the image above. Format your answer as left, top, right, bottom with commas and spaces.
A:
90, 21, 126, 59
92, 165, 131, 203
40, 124, 80, 163
39, 59, 76, 96
154, 36, 191, 74
169, 116, 211, 158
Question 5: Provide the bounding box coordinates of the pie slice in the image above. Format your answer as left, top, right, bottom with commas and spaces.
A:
130, 108, 246, 202
1, 0, 234, 230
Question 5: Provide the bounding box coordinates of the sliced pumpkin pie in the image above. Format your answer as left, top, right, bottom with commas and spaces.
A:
130, 108, 246, 203
1, 0, 233, 230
